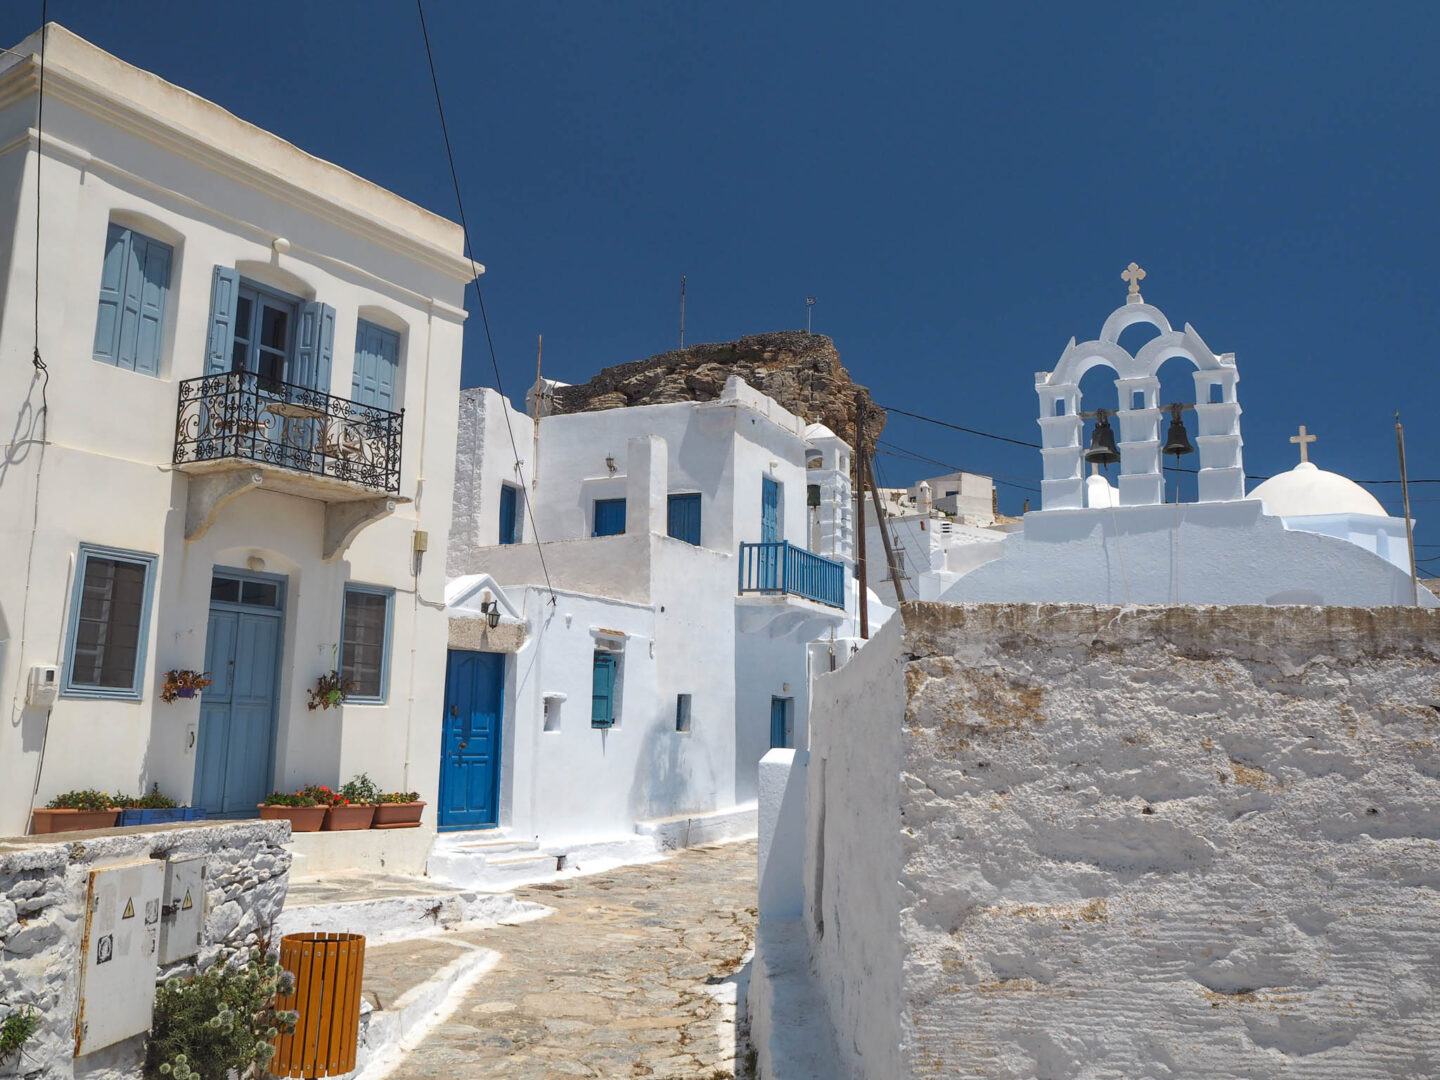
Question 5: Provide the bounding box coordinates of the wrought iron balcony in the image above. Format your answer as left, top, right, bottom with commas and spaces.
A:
738, 540, 846, 609
174, 371, 402, 493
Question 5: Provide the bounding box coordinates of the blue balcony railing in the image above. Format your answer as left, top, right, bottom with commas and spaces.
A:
738, 541, 845, 609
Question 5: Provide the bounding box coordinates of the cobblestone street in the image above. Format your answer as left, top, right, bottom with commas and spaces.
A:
384, 839, 758, 1080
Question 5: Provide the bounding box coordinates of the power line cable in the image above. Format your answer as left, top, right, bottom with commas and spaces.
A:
875, 440, 1039, 493
415, 0, 555, 603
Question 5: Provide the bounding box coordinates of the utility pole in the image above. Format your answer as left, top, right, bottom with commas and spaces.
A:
866, 451, 907, 605
805, 297, 816, 334
1397, 411, 1419, 606
679, 275, 686, 350
532, 334, 542, 490
854, 392, 869, 639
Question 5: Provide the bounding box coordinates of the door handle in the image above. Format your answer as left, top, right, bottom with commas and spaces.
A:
458, 741, 468, 750
449, 705, 458, 717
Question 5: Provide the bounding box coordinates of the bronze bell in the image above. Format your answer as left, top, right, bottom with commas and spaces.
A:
1084, 409, 1121, 466
1163, 403, 1195, 457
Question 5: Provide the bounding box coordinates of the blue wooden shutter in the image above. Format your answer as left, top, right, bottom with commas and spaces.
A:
351, 321, 399, 410
205, 266, 240, 375
762, 477, 780, 541
770, 697, 789, 749
93, 225, 128, 366
667, 493, 701, 545
132, 236, 170, 376
499, 484, 518, 545
293, 302, 336, 391
593, 498, 627, 537
591, 653, 616, 727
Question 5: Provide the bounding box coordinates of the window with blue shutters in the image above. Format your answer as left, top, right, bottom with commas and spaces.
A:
591, 651, 618, 728
203, 269, 334, 393
593, 498, 627, 537
499, 483, 520, 545
93, 224, 171, 376
667, 493, 701, 546
351, 319, 400, 409
762, 476, 781, 542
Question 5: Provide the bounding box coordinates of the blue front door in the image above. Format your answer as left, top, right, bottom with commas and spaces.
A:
762, 477, 780, 542
439, 650, 504, 830
195, 572, 284, 817
770, 696, 793, 749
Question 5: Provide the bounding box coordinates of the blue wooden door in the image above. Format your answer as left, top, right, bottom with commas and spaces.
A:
770, 696, 793, 749
439, 650, 504, 829
498, 484, 518, 545
195, 604, 281, 816
667, 493, 701, 545
762, 477, 780, 541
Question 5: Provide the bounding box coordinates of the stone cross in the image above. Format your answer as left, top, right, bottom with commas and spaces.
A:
1290, 424, 1316, 463
1122, 262, 1146, 299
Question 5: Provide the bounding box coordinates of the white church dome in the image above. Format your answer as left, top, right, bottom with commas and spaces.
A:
1249, 461, 1387, 518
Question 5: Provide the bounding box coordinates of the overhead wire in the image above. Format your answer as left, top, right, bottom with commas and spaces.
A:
415, 0, 556, 604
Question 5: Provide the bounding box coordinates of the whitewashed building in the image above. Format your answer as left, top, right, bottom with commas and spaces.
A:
442, 376, 858, 849
0, 25, 475, 836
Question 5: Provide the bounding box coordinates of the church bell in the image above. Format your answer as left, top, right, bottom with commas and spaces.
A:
1084, 409, 1121, 467
1163, 404, 1195, 457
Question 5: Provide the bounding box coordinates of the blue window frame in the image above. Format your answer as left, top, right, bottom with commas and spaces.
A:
340, 584, 393, 704
93, 224, 171, 376
352, 319, 401, 410
591, 651, 617, 728
499, 483, 520, 545
593, 498, 627, 537
667, 493, 702, 546
62, 543, 159, 699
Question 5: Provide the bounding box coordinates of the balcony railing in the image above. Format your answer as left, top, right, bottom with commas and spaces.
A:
738, 540, 845, 609
174, 371, 402, 493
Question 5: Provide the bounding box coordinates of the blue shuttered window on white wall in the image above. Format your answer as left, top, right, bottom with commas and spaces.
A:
591, 651, 617, 728
351, 320, 400, 409
93, 224, 171, 376
593, 498, 627, 537
203, 267, 335, 392
667, 493, 701, 545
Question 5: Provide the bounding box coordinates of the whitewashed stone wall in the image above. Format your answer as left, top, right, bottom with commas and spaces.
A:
808, 602, 1440, 1078
0, 820, 290, 1080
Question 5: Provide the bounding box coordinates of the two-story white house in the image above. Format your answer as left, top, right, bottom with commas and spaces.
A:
0, 25, 475, 837
441, 376, 859, 854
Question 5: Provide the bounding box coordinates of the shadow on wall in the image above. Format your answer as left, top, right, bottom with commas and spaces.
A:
627, 711, 714, 823
0, 366, 45, 494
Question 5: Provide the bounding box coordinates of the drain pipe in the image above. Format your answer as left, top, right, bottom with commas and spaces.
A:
401, 304, 438, 791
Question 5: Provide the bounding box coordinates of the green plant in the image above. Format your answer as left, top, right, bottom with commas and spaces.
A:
145, 948, 298, 1080
116, 783, 180, 810
305, 670, 355, 711
0, 1004, 39, 1062
338, 774, 380, 806
377, 790, 421, 804
45, 789, 115, 811
160, 669, 213, 704
262, 789, 321, 808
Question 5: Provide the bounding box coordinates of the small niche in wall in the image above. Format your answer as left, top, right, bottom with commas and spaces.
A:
543, 692, 566, 732
1209, 383, 1225, 404
675, 693, 692, 733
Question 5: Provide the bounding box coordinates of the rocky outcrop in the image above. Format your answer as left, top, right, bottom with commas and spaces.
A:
550, 332, 884, 454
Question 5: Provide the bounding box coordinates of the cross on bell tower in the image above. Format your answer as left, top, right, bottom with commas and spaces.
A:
1122, 262, 1146, 304
1290, 424, 1317, 464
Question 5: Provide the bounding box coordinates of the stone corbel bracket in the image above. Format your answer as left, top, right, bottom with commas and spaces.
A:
324, 497, 399, 561
185, 470, 263, 541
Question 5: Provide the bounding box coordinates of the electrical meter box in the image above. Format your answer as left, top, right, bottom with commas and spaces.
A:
76, 860, 164, 1056
159, 854, 206, 964
26, 664, 58, 707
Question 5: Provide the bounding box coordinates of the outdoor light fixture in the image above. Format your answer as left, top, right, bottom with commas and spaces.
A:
606, 455, 616, 474
480, 598, 501, 629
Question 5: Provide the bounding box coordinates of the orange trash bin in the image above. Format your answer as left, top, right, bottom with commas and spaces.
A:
270, 932, 366, 1078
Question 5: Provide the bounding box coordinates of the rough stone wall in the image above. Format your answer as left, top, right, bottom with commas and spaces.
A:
898, 603, 1440, 1079
551, 332, 885, 455
0, 820, 290, 1080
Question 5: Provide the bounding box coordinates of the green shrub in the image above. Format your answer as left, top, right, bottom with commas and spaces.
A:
45, 789, 115, 811
377, 791, 421, 804
145, 949, 298, 1080
338, 774, 380, 806
0, 1005, 39, 1061
118, 784, 180, 810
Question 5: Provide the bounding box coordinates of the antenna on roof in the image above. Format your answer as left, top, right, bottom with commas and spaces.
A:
806, 297, 817, 335
679, 275, 687, 350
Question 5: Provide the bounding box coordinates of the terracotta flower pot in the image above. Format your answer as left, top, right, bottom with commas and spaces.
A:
324, 804, 376, 831
31, 807, 121, 834
371, 801, 426, 829
258, 804, 328, 832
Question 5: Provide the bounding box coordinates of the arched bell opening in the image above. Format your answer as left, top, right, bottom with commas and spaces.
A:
1156, 354, 1200, 502
1077, 364, 1121, 476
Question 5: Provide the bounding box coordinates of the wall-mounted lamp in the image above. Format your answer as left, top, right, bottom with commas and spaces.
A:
605, 455, 617, 474
272, 237, 290, 255
479, 598, 501, 629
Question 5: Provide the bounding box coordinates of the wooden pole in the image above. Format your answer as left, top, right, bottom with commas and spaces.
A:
854, 393, 869, 639
679, 275, 686, 350
532, 335, 542, 490
865, 452, 907, 605
1397, 412, 1419, 606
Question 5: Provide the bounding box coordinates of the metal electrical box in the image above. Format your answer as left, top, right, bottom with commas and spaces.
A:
76, 860, 164, 1055
159, 854, 206, 964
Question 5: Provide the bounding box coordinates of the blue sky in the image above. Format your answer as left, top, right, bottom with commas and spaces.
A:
10, 2, 1440, 526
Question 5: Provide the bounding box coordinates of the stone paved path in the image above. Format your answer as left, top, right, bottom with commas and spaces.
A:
385, 839, 758, 1080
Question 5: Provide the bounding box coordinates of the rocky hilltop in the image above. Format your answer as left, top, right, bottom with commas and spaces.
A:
550, 331, 884, 454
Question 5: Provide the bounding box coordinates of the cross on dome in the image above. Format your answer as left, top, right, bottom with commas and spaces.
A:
1122, 262, 1146, 304
1290, 424, 1317, 464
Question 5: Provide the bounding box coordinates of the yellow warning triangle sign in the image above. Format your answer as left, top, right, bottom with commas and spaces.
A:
181, 889, 193, 911
122, 898, 135, 919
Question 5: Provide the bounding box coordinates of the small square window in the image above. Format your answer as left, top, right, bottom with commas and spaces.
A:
1209, 383, 1224, 404
675, 694, 692, 733
593, 498, 626, 537
341, 585, 393, 703
1054, 400, 1066, 417
63, 544, 158, 699
210, 577, 240, 604
1132, 391, 1146, 410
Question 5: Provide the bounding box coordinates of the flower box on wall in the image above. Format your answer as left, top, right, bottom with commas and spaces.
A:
324, 804, 376, 831
258, 804, 328, 832
31, 808, 121, 834
372, 801, 426, 829
117, 806, 207, 827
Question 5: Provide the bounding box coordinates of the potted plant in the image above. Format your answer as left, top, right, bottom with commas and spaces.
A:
160, 669, 213, 703
32, 789, 121, 834
325, 774, 378, 831
372, 790, 427, 829
257, 787, 329, 833
117, 784, 207, 827
306, 671, 355, 711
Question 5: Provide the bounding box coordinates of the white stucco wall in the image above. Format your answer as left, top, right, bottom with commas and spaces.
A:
0, 27, 469, 834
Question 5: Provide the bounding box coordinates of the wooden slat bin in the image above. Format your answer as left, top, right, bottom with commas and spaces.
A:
270, 932, 366, 1078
